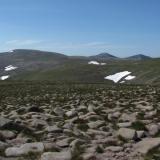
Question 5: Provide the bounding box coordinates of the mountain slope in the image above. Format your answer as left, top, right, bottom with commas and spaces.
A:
11, 58, 160, 84
126, 54, 152, 60
89, 52, 118, 60
0, 49, 159, 84
0, 49, 68, 70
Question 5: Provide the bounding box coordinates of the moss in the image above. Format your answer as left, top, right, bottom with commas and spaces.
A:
137, 112, 145, 120
118, 135, 128, 143
131, 121, 147, 131
77, 123, 89, 132
96, 145, 104, 153
145, 147, 160, 160
71, 144, 85, 160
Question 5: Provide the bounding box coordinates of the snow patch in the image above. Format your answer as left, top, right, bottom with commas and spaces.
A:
0, 75, 10, 80
104, 71, 131, 83
120, 81, 125, 84
125, 75, 136, 80
88, 61, 100, 65
100, 63, 106, 66
88, 61, 106, 65
5, 65, 18, 71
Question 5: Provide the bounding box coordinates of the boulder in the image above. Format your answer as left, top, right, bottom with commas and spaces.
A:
88, 120, 105, 129
0, 130, 16, 140
117, 128, 137, 140
137, 131, 146, 139
43, 143, 61, 152
119, 113, 136, 122
117, 122, 132, 128
0, 117, 11, 128
147, 124, 159, 136
134, 138, 160, 155
5, 142, 44, 157
54, 107, 64, 117
41, 151, 72, 160
45, 126, 63, 133
65, 110, 77, 117
0, 141, 9, 151
88, 104, 95, 112
105, 146, 123, 152
56, 138, 70, 148
30, 119, 47, 129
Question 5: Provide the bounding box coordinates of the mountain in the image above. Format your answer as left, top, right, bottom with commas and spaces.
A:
0, 49, 68, 69
0, 49, 68, 78
126, 54, 152, 60
89, 52, 118, 60
0, 49, 159, 84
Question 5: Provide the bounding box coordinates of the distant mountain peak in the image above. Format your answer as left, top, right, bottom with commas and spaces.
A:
127, 54, 152, 60
89, 52, 118, 59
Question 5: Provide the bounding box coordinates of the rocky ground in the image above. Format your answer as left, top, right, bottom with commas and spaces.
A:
0, 82, 160, 160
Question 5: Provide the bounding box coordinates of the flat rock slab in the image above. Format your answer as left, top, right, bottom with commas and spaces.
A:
41, 151, 72, 160
0, 117, 11, 128
134, 138, 160, 155
117, 128, 136, 140
5, 142, 44, 157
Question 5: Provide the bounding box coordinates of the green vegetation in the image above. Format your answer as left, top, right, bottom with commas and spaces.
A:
145, 147, 160, 160
131, 121, 147, 131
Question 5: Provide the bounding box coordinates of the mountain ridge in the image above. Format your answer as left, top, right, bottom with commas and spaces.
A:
0, 49, 155, 59
126, 54, 152, 60
0, 49, 159, 84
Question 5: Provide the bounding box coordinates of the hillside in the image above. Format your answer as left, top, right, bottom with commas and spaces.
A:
89, 52, 118, 60
0, 49, 159, 84
126, 54, 152, 60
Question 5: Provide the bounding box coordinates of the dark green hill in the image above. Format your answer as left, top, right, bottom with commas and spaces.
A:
126, 54, 152, 60
0, 49, 159, 84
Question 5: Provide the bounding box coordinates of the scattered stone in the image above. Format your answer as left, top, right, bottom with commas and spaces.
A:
88, 120, 105, 129
0, 117, 11, 128
119, 113, 136, 122
0, 141, 9, 151
117, 128, 137, 140
0, 84, 159, 160
147, 124, 159, 136
117, 122, 132, 128
136, 131, 146, 139
5, 142, 44, 157
65, 109, 77, 117
134, 138, 160, 155
56, 138, 70, 148
45, 126, 63, 133
88, 104, 95, 112
41, 151, 72, 160
54, 107, 64, 116
0, 130, 16, 140
105, 146, 123, 152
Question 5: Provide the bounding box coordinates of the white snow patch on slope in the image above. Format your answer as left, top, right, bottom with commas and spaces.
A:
88, 61, 100, 65
120, 81, 125, 84
100, 63, 106, 65
5, 65, 17, 71
104, 71, 131, 83
125, 75, 136, 80
0, 75, 10, 80
88, 61, 106, 65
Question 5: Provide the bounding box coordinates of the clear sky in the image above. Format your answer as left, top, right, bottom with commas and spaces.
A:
0, 0, 160, 57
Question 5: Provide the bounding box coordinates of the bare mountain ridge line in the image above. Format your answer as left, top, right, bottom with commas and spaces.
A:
0, 49, 159, 84
0, 49, 156, 60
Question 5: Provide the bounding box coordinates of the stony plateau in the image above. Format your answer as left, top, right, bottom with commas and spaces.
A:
0, 83, 159, 160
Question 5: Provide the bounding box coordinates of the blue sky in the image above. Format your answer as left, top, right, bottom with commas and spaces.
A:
0, 0, 160, 57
